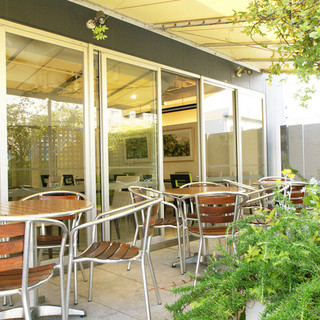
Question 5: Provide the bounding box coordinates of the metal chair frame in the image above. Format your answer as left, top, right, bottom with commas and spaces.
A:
180, 182, 224, 188
223, 179, 257, 192
128, 186, 184, 274
0, 216, 68, 320
66, 198, 162, 320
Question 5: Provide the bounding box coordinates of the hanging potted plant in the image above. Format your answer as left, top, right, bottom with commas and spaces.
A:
166, 176, 320, 319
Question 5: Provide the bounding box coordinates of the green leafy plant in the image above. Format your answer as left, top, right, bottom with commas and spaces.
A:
166, 182, 320, 319
234, 0, 320, 107
92, 25, 109, 40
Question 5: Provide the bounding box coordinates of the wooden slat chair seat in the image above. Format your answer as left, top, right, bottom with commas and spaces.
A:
0, 218, 68, 320
65, 199, 162, 320
188, 225, 233, 236
128, 186, 184, 274
182, 191, 248, 283
155, 216, 182, 226
0, 264, 54, 291
37, 235, 70, 246
78, 241, 139, 260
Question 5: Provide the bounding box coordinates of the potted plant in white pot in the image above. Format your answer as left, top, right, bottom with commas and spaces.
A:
166, 177, 320, 319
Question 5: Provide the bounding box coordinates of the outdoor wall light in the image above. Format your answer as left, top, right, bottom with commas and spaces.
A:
86, 11, 107, 29
235, 67, 253, 77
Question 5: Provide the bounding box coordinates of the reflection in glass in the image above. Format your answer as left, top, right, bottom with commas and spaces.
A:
6, 33, 84, 198
203, 83, 237, 182
106, 59, 158, 241
239, 92, 265, 183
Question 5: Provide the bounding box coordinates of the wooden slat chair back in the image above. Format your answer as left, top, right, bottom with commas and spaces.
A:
182, 191, 248, 283
190, 194, 237, 236
39, 194, 78, 221
65, 199, 163, 320
0, 222, 25, 273
179, 181, 223, 218
0, 217, 68, 320
128, 186, 184, 274
288, 183, 307, 211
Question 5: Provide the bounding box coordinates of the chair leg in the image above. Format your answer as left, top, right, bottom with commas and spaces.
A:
21, 290, 32, 320
38, 248, 44, 265
79, 262, 87, 282
66, 255, 74, 319
3, 296, 13, 306
74, 262, 79, 305
194, 237, 203, 286
146, 236, 161, 305
127, 225, 140, 271
114, 220, 121, 239
176, 224, 184, 275
141, 252, 152, 320
59, 266, 67, 320
88, 261, 94, 302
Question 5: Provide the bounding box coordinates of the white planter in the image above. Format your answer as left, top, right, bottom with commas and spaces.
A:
245, 300, 266, 320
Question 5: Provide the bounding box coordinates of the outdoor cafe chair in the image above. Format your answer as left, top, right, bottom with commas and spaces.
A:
128, 186, 184, 274
181, 191, 249, 284
287, 182, 307, 211
258, 176, 285, 183
20, 191, 88, 282
179, 182, 225, 256
0, 216, 68, 320
240, 184, 290, 227
66, 198, 162, 320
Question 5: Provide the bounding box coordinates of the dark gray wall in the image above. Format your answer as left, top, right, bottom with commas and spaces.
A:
0, 0, 266, 91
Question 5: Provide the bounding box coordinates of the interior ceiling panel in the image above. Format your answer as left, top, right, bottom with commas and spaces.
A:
71, 0, 286, 73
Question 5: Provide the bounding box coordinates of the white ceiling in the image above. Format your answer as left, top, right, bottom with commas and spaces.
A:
71, 0, 283, 73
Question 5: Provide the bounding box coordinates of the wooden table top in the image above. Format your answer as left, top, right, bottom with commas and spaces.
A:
0, 199, 94, 218
164, 186, 240, 197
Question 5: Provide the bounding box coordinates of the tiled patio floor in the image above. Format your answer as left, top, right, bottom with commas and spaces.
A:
3, 239, 223, 319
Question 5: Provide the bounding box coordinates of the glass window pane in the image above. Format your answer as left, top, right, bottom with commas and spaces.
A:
106, 59, 158, 241
239, 92, 265, 183
203, 83, 237, 182
161, 71, 198, 183
6, 33, 84, 199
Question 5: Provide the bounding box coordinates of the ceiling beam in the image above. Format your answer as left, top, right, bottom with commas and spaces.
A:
152, 16, 246, 29
203, 41, 284, 48
236, 58, 280, 62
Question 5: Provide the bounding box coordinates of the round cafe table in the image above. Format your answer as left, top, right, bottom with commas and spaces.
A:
164, 186, 239, 197
0, 199, 94, 319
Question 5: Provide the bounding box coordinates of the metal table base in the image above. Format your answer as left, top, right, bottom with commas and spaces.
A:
0, 306, 86, 319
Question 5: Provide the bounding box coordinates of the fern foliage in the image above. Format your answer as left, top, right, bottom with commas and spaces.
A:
166, 183, 320, 319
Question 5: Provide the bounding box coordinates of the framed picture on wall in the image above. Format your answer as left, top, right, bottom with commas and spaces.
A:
124, 135, 150, 162
163, 128, 194, 161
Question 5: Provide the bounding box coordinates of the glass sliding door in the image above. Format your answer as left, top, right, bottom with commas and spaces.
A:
6, 33, 85, 200
203, 83, 237, 182
105, 58, 158, 241
238, 91, 265, 183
